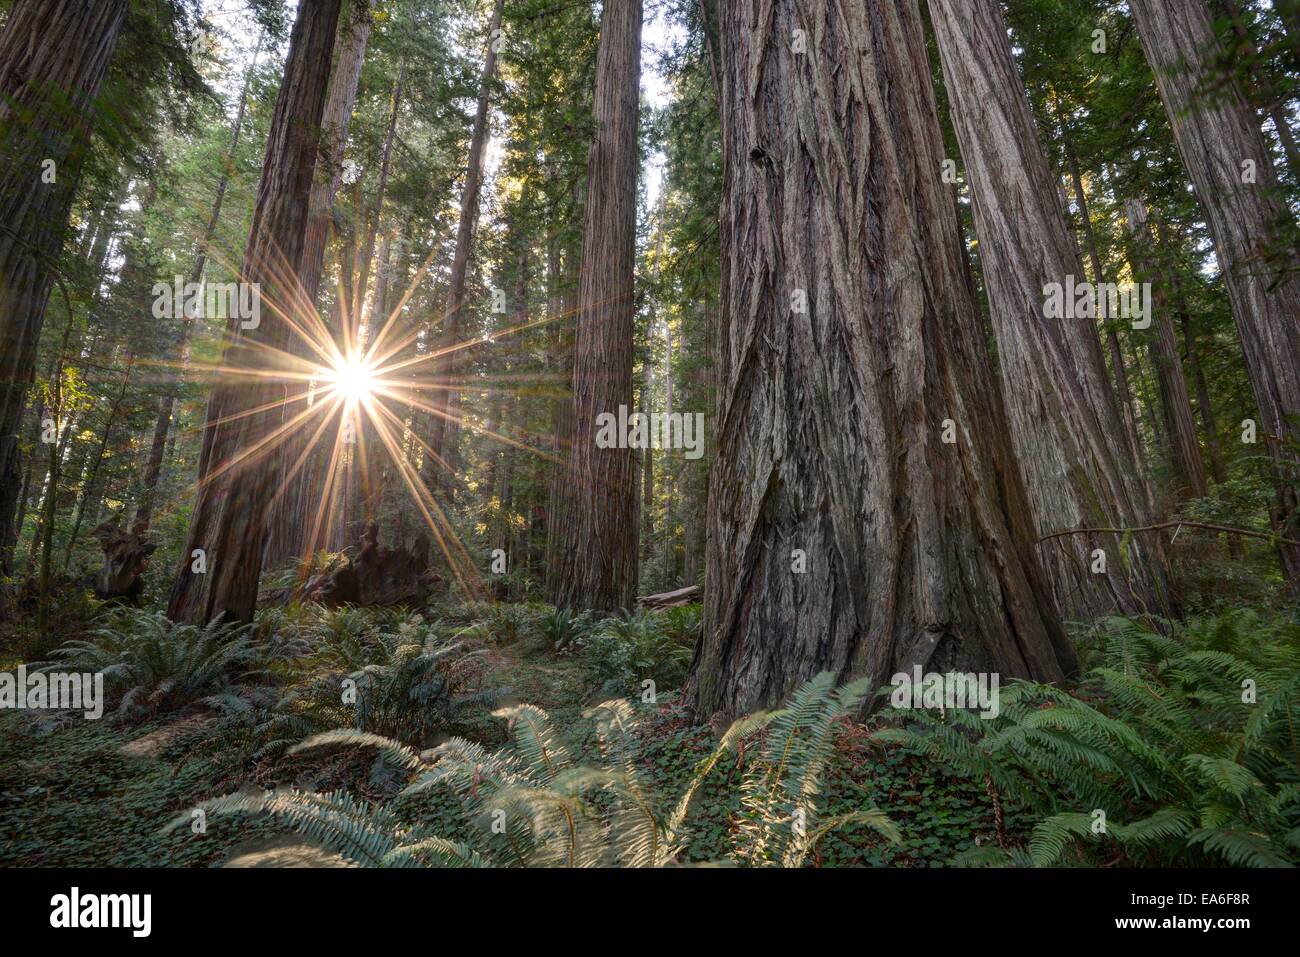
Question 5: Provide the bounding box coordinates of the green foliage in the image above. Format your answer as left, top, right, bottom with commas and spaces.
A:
876, 612, 1300, 867
38, 609, 256, 722
176, 609, 507, 786
576, 607, 694, 696
0, 710, 279, 867
536, 606, 594, 653
730, 673, 900, 867
179, 671, 896, 867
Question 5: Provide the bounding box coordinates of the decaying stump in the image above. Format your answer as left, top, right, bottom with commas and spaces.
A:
92, 520, 157, 603
302, 524, 435, 607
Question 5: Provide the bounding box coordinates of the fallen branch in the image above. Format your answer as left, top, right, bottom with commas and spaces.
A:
638, 584, 702, 609
1038, 520, 1300, 549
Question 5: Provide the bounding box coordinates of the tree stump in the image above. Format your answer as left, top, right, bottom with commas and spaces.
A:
302, 523, 435, 607
92, 520, 157, 603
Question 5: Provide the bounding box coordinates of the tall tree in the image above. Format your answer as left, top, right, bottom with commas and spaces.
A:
424, 0, 506, 485
1123, 197, 1209, 501
134, 30, 266, 537
263, 10, 382, 564
1130, 0, 1300, 582
168, 0, 344, 625
550, 0, 641, 612
928, 0, 1174, 620
0, 0, 131, 573
694, 0, 1075, 718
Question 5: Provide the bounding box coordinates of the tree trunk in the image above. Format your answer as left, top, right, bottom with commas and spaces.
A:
695, 0, 1075, 719
134, 37, 264, 538
424, 0, 505, 485
550, 0, 641, 613
1131, 0, 1300, 582
543, 233, 577, 598
1178, 300, 1228, 486
168, 0, 343, 625
262, 8, 373, 564
0, 0, 130, 575
301, 1, 372, 313
1218, 0, 1300, 182
1061, 133, 1146, 472
1123, 198, 1209, 501
640, 348, 654, 554
63, 355, 133, 570
930, 0, 1174, 620
351, 62, 404, 342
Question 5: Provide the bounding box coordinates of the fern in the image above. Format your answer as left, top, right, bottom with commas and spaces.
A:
874, 613, 1300, 867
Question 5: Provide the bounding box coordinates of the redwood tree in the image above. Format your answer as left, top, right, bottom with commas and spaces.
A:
1123, 198, 1208, 502
928, 0, 1175, 620
0, 0, 131, 573
1131, 0, 1300, 582
168, 0, 343, 625
423, 0, 506, 485
694, 0, 1075, 718
550, 0, 641, 612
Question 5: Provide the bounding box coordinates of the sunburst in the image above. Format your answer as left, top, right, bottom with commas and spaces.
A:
134, 209, 575, 601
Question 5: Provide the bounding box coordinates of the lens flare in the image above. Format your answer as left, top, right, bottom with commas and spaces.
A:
327, 355, 374, 403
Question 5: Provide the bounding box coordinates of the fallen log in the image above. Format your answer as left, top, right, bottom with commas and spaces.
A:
637, 584, 701, 610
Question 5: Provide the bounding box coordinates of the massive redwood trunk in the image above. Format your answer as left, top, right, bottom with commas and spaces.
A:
0, 0, 130, 574
423, 0, 506, 485
263, 9, 380, 565
1123, 198, 1209, 502
550, 0, 641, 613
168, 0, 343, 625
1130, 0, 1300, 583
694, 0, 1075, 718
929, 0, 1175, 621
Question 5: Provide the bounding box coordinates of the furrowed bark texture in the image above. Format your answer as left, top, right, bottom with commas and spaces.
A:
168, 0, 343, 625
263, 3, 372, 564
1123, 198, 1208, 501
1131, 0, 1300, 582
694, 0, 1075, 718
551, 0, 641, 612
0, 0, 129, 573
929, 0, 1174, 621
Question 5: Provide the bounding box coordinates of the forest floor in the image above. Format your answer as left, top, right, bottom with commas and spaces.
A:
0, 600, 1018, 867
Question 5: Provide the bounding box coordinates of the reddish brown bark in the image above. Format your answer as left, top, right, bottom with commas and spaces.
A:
550, 0, 641, 613
694, 0, 1074, 717
930, 0, 1175, 620
1131, 0, 1300, 583
0, 0, 130, 574
168, 0, 344, 625
1123, 198, 1209, 502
